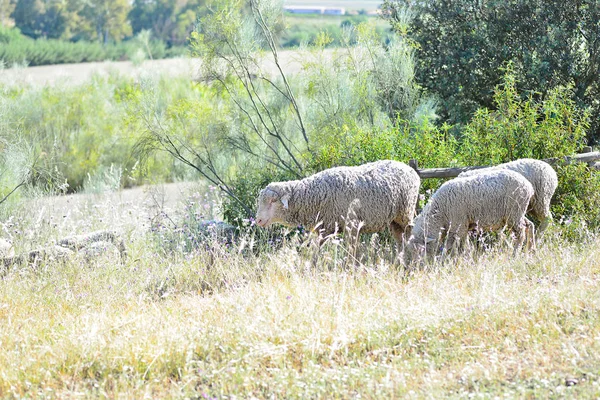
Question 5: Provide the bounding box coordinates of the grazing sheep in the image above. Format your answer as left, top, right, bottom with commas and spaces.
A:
405, 170, 535, 264
1, 230, 126, 273
57, 230, 127, 260
1, 245, 74, 273
255, 160, 421, 244
459, 158, 558, 235
0, 239, 14, 258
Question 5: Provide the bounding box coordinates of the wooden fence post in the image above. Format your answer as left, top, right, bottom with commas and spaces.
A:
409, 159, 419, 171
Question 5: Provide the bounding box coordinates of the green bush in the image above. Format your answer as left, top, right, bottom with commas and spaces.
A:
0, 75, 214, 192
0, 26, 27, 44
0, 26, 185, 66
459, 69, 588, 165
551, 163, 600, 241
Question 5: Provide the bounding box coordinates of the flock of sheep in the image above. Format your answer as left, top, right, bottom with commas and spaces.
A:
255, 159, 558, 265
0, 158, 558, 269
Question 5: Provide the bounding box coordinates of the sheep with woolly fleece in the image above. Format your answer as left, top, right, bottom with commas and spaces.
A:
255, 160, 420, 244
404, 169, 535, 264
0, 239, 14, 258
459, 158, 558, 235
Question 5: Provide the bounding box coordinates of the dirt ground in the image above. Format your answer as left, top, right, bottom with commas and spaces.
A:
24, 182, 210, 238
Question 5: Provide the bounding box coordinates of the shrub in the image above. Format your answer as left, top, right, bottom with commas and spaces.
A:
459, 68, 588, 165
0, 26, 185, 67
0, 75, 211, 192
551, 163, 600, 241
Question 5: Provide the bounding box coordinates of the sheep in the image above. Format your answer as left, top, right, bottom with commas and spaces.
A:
1, 230, 126, 274
459, 158, 558, 235
404, 169, 535, 265
255, 160, 421, 245
0, 239, 14, 258
57, 230, 127, 260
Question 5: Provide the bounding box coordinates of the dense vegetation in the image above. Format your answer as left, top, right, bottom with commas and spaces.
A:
2, 0, 599, 238
381, 0, 600, 141
0, 0, 387, 66
0, 0, 201, 65
0, 26, 186, 66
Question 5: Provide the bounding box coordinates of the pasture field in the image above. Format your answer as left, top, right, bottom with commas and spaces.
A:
0, 51, 316, 88
1, 184, 600, 398
284, 0, 382, 10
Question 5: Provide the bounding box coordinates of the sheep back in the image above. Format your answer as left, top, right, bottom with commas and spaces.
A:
459, 158, 557, 222
276, 160, 420, 234
412, 169, 534, 247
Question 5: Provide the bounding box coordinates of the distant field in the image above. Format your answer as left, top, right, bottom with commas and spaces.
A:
0, 50, 338, 87
284, 0, 382, 11
285, 14, 388, 25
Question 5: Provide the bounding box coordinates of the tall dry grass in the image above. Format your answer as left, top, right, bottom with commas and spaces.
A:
1, 188, 599, 398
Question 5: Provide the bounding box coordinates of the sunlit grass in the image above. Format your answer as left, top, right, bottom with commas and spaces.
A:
1, 196, 600, 398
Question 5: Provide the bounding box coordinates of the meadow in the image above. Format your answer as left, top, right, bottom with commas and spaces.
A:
1, 1, 600, 397
1, 183, 600, 397
283, 0, 382, 10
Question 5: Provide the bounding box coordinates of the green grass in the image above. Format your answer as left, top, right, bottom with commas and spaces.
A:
284, 0, 383, 11
281, 14, 392, 47
1, 192, 600, 397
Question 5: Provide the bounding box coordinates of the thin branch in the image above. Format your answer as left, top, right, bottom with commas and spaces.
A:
0, 180, 26, 206
251, 0, 310, 148
212, 73, 303, 178
223, 39, 304, 173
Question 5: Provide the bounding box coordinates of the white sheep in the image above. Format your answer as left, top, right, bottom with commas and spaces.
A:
405, 169, 535, 264
0, 239, 14, 258
459, 158, 558, 235
255, 160, 421, 244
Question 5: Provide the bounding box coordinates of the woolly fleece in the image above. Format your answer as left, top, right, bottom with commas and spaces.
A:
256, 160, 420, 242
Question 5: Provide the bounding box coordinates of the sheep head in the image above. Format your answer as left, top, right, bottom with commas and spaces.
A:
403, 214, 438, 266
256, 184, 291, 228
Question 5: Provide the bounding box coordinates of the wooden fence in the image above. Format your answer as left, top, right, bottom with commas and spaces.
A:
409, 147, 600, 179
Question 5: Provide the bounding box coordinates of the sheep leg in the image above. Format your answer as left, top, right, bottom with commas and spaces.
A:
444, 225, 468, 257
525, 218, 536, 253
512, 220, 528, 256
389, 221, 407, 246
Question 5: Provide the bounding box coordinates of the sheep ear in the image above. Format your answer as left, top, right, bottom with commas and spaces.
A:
280, 194, 290, 210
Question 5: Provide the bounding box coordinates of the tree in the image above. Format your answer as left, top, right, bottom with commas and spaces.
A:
80, 0, 132, 43
12, 0, 78, 39
129, 0, 204, 46
135, 0, 431, 221
0, 0, 16, 27
382, 0, 600, 141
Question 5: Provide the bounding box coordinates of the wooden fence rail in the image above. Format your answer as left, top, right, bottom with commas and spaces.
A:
410, 149, 600, 179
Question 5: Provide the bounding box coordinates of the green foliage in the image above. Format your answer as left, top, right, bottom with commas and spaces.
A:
382, 0, 600, 141
460, 69, 589, 165
309, 124, 396, 172
129, 0, 206, 46
551, 163, 600, 240
279, 15, 392, 48
0, 27, 183, 66
0, 25, 25, 43
80, 0, 132, 43
0, 75, 213, 192
12, 0, 81, 40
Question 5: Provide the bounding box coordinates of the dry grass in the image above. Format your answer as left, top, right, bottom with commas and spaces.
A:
0, 50, 333, 88
1, 187, 600, 398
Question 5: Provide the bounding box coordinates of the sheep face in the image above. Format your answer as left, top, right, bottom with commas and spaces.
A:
256, 187, 290, 228
403, 236, 436, 266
